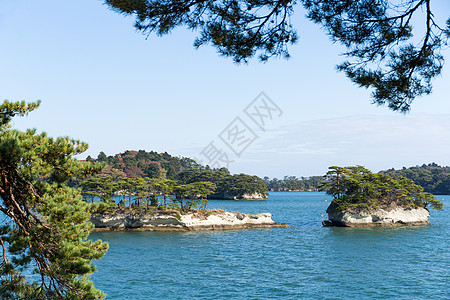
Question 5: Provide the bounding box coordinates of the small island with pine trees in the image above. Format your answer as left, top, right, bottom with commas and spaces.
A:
84, 178, 288, 231
77, 151, 285, 231
320, 166, 443, 227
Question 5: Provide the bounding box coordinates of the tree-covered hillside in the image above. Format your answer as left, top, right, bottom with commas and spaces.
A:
87, 150, 202, 180
82, 150, 268, 199
380, 163, 450, 195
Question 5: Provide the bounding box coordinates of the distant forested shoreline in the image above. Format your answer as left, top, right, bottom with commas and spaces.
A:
264, 163, 450, 195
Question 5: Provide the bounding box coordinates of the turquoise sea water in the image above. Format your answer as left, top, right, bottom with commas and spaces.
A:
91, 192, 449, 299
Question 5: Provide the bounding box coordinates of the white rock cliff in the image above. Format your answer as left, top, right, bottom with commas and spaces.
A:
324, 207, 430, 227
90, 210, 288, 231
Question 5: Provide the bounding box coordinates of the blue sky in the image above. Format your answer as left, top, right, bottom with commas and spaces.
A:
1, 0, 449, 178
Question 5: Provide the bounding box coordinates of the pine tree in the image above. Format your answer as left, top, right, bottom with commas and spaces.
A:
0, 100, 108, 299
105, 0, 450, 112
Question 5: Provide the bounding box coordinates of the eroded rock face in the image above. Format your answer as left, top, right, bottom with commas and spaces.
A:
90, 213, 183, 229
324, 207, 430, 227
238, 193, 268, 200
90, 211, 288, 231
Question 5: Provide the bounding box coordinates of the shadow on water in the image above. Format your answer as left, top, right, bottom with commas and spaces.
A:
287, 220, 323, 228
325, 224, 431, 236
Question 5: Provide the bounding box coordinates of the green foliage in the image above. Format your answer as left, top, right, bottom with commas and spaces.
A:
97, 151, 107, 162
304, 0, 446, 112
80, 175, 218, 212
381, 163, 450, 195
0, 100, 41, 128
320, 165, 443, 213
0, 101, 108, 299
217, 174, 268, 199
145, 162, 165, 179
156, 179, 177, 210
105, 0, 449, 112
149, 195, 158, 207
177, 169, 267, 199
172, 182, 216, 211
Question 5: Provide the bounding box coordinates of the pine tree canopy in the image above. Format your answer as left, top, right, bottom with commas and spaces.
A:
319, 165, 444, 212
105, 0, 450, 112
0, 100, 108, 299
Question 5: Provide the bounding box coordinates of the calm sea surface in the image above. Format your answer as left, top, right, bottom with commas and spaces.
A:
91, 192, 449, 299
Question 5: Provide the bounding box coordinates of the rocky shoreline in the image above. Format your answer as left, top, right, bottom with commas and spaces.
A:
323, 207, 430, 227
90, 210, 288, 232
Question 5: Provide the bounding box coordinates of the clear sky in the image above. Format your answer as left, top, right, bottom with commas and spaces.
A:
1, 0, 449, 178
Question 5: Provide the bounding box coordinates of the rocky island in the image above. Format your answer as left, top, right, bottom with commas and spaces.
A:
320, 166, 443, 227
90, 209, 288, 231
79, 164, 276, 231
323, 205, 431, 227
